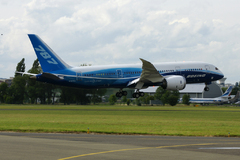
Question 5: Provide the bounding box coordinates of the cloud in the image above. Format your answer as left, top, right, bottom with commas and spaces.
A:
169, 18, 189, 25
0, 0, 240, 84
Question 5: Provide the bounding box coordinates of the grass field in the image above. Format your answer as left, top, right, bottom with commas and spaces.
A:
0, 104, 240, 137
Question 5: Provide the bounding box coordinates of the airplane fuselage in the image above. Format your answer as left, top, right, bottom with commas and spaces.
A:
189, 97, 231, 104
36, 61, 223, 89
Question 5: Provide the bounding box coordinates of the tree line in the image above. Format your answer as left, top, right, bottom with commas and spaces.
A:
0, 58, 106, 104
109, 86, 180, 106
2, 58, 237, 106
0, 58, 180, 106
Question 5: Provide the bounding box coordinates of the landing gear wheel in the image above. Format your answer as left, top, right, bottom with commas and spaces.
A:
116, 90, 127, 98
135, 93, 140, 98
122, 91, 127, 96
132, 93, 140, 98
116, 92, 123, 97
132, 93, 136, 98
204, 86, 209, 91
140, 92, 145, 97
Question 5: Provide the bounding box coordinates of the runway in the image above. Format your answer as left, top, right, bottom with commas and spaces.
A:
0, 132, 240, 160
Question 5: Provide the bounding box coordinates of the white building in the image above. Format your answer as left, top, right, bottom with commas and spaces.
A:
139, 82, 223, 98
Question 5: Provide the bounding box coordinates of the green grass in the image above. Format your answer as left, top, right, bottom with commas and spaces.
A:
0, 104, 240, 137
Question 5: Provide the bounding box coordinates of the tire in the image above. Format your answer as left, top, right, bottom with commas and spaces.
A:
140, 92, 144, 97
204, 87, 209, 91
135, 93, 140, 98
116, 92, 120, 97
132, 93, 136, 98
123, 91, 127, 96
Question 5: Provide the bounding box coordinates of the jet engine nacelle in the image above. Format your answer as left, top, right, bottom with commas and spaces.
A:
162, 75, 186, 90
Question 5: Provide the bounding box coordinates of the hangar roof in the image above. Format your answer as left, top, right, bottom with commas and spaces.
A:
139, 83, 205, 93
180, 83, 205, 93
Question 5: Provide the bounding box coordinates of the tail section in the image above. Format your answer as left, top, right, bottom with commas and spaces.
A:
221, 86, 233, 97
28, 34, 70, 72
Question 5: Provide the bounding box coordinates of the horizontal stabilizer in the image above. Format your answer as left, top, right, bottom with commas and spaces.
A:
15, 71, 37, 76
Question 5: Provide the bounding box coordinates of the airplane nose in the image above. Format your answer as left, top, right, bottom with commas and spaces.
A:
218, 70, 224, 79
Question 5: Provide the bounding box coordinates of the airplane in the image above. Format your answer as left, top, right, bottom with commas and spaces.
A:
230, 91, 240, 104
186, 85, 233, 104
20, 34, 224, 98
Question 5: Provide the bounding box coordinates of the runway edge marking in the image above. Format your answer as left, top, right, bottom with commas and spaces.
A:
58, 143, 219, 160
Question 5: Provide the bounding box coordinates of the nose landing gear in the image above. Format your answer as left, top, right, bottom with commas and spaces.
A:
204, 83, 209, 91
204, 86, 209, 91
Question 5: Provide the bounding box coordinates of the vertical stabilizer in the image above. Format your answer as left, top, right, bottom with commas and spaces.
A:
221, 86, 233, 97
28, 34, 70, 72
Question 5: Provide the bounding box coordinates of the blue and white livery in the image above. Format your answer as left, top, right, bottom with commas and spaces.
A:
188, 86, 233, 104
26, 34, 224, 98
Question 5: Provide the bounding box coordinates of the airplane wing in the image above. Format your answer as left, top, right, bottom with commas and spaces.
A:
140, 58, 164, 83
127, 58, 164, 89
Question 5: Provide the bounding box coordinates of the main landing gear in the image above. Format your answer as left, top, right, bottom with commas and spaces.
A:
132, 90, 145, 98
116, 90, 128, 98
116, 89, 145, 98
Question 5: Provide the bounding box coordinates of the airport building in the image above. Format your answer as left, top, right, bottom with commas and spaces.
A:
0, 77, 13, 87
139, 82, 223, 99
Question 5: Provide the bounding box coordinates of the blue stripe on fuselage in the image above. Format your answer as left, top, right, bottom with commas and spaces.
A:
36, 67, 223, 89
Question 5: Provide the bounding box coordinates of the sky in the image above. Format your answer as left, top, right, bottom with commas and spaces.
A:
0, 0, 240, 84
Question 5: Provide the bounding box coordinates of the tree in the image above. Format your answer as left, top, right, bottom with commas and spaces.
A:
26, 59, 42, 104
154, 86, 166, 100
221, 87, 227, 94
10, 75, 27, 104
139, 93, 154, 105
121, 96, 127, 104
89, 89, 107, 104
182, 94, 190, 105
9, 58, 28, 104
231, 84, 239, 95
0, 82, 8, 103
135, 98, 141, 106
161, 90, 170, 105
168, 94, 179, 106
109, 94, 117, 105
5, 86, 14, 104
127, 99, 131, 106
28, 59, 42, 74
15, 58, 25, 77
74, 88, 90, 105
60, 87, 75, 105
155, 86, 180, 106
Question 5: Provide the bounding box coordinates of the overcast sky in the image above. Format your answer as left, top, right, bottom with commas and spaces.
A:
0, 0, 240, 84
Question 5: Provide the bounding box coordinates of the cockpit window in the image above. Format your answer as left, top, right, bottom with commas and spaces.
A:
215, 67, 218, 70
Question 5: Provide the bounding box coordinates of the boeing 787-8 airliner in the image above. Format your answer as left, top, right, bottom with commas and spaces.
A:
22, 34, 224, 98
